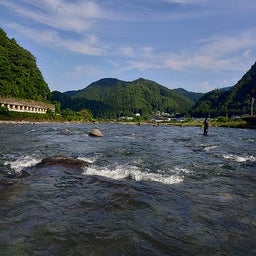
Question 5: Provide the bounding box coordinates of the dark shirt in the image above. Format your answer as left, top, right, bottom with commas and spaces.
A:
204, 119, 208, 128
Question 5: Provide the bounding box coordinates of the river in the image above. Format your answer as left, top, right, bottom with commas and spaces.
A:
0, 123, 255, 255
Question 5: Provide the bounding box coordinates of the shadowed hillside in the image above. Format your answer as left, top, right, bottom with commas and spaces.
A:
190, 62, 256, 117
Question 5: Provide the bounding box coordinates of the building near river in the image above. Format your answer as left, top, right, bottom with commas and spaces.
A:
0, 97, 55, 114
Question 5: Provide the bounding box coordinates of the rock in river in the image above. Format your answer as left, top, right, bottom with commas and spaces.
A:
89, 128, 103, 137
37, 155, 89, 167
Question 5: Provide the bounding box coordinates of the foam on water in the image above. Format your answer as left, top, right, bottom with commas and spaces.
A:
223, 154, 256, 163
77, 156, 97, 164
204, 145, 219, 151
4, 155, 41, 173
82, 164, 185, 184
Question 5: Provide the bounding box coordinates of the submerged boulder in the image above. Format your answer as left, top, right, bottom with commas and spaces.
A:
37, 155, 88, 167
89, 128, 103, 137
0, 178, 15, 186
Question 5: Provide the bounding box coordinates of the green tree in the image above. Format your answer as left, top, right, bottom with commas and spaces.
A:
0, 27, 51, 101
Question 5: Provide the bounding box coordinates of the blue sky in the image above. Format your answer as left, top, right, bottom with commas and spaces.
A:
0, 0, 256, 93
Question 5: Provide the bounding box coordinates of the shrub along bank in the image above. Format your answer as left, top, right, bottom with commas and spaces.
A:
0, 107, 93, 122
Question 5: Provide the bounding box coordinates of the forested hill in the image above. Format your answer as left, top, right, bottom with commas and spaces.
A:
190, 62, 256, 117
0, 28, 51, 101
52, 78, 194, 118
173, 88, 203, 104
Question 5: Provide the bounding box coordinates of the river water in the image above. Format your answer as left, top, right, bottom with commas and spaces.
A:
0, 123, 255, 256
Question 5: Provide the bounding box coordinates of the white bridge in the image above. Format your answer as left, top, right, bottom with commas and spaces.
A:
0, 97, 55, 114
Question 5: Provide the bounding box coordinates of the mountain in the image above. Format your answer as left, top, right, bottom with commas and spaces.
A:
173, 88, 203, 103
52, 78, 194, 119
190, 62, 256, 117
0, 27, 51, 101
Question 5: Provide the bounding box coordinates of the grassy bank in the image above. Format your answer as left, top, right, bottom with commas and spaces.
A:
0, 109, 255, 129
163, 117, 254, 129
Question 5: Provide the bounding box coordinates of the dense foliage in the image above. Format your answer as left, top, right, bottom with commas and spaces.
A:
0, 28, 51, 101
190, 89, 230, 117
173, 88, 203, 104
190, 62, 256, 117
52, 78, 194, 119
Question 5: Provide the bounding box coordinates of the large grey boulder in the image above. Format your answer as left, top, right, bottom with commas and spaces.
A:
89, 128, 103, 137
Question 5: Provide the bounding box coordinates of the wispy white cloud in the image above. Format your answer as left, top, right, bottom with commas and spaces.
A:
62, 35, 105, 56
117, 47, 136, 58
161, 0, 256, 9
242, 49, 251, 58
197, 31, 256, 57
162, 0, 208, 4
68, 65, 104, 78
197, 80, 215, 92
0, 0, 216, 32
112, 29, 256, 75
5, 22, 105, 56
0, 0, 114, 33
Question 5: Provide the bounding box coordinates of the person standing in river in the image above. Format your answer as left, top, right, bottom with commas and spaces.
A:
203, 118, 209, 135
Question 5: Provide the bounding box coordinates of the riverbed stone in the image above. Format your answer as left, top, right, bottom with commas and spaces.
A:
89, 128, 103, 137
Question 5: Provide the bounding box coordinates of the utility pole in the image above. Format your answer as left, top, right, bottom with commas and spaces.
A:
251, 97, 255, 116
